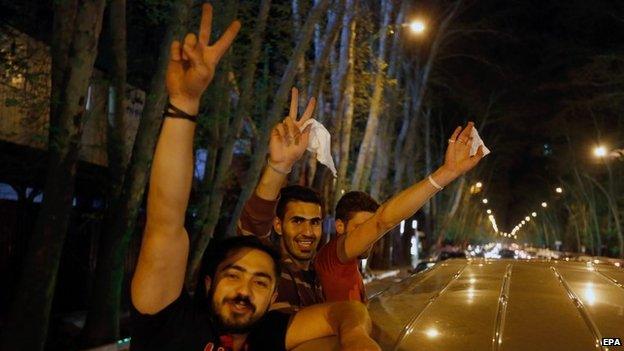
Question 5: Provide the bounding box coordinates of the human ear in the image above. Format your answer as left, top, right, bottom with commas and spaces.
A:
335, 219, 345, 235
273, 217, 283, 236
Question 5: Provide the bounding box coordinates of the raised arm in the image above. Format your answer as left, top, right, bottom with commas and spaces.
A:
131, 4, 240, 314
340, 123, 485, 261
285, 301, 379, 351
237, 89, 315, 238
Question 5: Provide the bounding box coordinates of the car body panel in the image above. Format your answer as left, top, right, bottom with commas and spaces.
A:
369, 259, 624, 351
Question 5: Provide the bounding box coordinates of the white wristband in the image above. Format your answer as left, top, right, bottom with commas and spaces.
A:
428, 175, 443, 190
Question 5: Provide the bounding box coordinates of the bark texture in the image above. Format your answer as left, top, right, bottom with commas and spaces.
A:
0, 1, 106, 349
226, 0, 331, 237
79, 1, 193, 346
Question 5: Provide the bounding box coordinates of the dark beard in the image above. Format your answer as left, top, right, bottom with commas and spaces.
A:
208, 289, 262, 334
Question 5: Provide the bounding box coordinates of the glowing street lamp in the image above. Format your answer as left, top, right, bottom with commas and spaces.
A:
476, 182, 483, 188
532, 212, 537, 217
525, 216, 530, 221
521, 220, 526, 225
541, 202, 548, 208
594, 146, 607, 158
482, 198, 489, 204
486, 209, 492, 214
409, 19, 426, 34
555, 187, 563, 194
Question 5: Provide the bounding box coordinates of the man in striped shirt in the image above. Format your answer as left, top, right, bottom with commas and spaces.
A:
237, 88, 325, 313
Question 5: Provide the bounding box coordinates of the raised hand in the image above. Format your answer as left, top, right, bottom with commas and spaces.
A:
268, 87, 317, 172
166, 4, 241, 111
442, 122, 485, 177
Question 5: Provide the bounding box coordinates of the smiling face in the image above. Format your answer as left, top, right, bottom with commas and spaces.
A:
207, 248, 277, 334
274, 201, 323, 264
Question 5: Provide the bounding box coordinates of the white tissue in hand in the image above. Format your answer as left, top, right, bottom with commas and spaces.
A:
470, 128, 491, 157
302, 119, 337, 177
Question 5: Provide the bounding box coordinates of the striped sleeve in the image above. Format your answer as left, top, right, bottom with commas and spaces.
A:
236, 193, 277, 244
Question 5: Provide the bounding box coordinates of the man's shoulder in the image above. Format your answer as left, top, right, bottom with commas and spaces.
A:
315, 236, 357, 272
130, 292, 217, 350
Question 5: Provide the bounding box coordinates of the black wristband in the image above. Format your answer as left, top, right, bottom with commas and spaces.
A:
164, 102, 197, 122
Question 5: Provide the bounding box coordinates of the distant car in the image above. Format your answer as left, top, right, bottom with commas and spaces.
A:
293, 258, 624, 351
499, 248, 516, 258
438, 251, 466, 261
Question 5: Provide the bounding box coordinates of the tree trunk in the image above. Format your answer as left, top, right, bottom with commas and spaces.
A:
106, 0, 128, 198
80, 0, 128, 346
0, 1, 106, 350
369, 0, 406, 199
585, 174, 624, 258
351, 0, 394, 189
186, 0, 271, 288
392, 1, 462, 195
78, 1, 193, 347
331, 0, 357, 209
422, 108, 436, 249
224, 0, 331, 237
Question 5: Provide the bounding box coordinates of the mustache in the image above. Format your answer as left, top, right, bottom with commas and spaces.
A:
224, 294, 256, 313
294, 235, 318, 241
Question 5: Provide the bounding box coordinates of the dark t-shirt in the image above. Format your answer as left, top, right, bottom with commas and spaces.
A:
131, 292, 290, 351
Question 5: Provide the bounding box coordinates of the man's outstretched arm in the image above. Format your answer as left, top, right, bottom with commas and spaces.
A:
340, 123, 485, 262
237, 88, 316, 238
131, 4, 240, 314
284, 301, 379, 351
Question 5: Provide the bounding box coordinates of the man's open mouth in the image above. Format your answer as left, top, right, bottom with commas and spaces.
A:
227, 299, 254, 314
295, 238, 315, 251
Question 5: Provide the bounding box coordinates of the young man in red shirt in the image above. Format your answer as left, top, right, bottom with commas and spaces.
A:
315, 123, 485, 302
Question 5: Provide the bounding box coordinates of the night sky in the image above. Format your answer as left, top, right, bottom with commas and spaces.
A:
428, 0, 624, 231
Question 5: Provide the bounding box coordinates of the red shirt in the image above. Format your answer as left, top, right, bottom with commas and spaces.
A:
314, 236, 365, 302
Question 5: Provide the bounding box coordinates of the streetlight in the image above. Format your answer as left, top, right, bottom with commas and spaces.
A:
525, 216, 530, 221
476, 182, 483, 188
532, 212, 537, 217
521, 220, 526, 225
482, 198, 489, 204
555, 187, 563, 194
541, 202, 548, 208
486, 209, 492, 214
408, 19, 426, 34
594, 146, 607, 158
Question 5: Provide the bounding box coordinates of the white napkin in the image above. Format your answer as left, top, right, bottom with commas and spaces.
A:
470, 128, 491, 157
302, 119, 337, 177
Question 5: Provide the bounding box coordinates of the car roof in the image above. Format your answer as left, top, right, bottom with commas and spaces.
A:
368, 258, 624, 351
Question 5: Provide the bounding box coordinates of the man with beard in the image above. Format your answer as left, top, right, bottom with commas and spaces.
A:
133, 235, 377, 350
237, 87, 326, 312
131, 4, 379, 350
315, 123, 485, 302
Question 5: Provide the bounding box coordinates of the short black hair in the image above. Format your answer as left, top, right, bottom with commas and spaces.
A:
194, 236, 281, 309
335, 191, 380, 222
275, 185, 323, 220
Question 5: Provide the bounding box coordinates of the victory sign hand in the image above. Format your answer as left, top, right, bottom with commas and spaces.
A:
166, 4, 241, 111
268, 87, 317, 172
